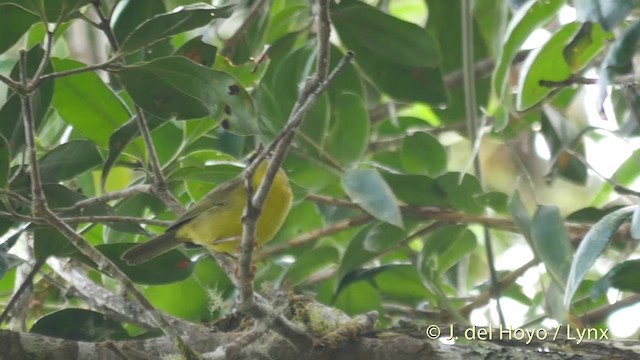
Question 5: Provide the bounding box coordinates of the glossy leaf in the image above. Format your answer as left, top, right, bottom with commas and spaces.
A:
564, 206, 635, 307
0, 45, 53, 153
598, 19, 640, 116
11, 0, 90, 22
34, 227, 77, 262
591, 259, 640, 299
332, 0, 447, 104
0, 134, 8, 188
435, 172, 483, 214
475, 191, 509, 214
382, 173, 448, 207
575, 0, 638, 31
31, 308, 128, 341
540, 107, 587, 185
116, 56, 258, 135
419, 225, 477, 273
52, 58, 130, 148
342, 168, 403, 228
363, 223, 407, 253
509, 191, 532, 239
493, 0, 565, 98
112, 0, 167, 44
332, 0, 440, 67
101, 113, 164, 189
95, 243, 195, 285
280, 247, 339, 287
325, 93, 369, 167
0, 4, 38, 54
174, 35, 217, 67
631, 206, 640, 240
530, 206, 572, 285
38, 140, 102, 183
517, 22, 609, 110
119, 3, 232, 53
400, 132, 447, 176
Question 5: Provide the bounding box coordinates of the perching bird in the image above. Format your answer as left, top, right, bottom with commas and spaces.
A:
121, 159, 293, 265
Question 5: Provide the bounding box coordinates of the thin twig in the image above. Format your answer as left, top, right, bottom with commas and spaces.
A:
61, 184, 152, 211
0, 211, 172, 227
461, 0, 505, 326
232, 0, 341, 350
0, 260, 43, 325
256, 214, 372, 260
91, 0, 184, 216
204, 323, 269, 359
579, 293, 640, 325
37, 57, 121, 84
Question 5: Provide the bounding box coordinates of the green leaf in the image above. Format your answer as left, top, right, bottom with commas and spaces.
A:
400, 132, 447, 176
435, 172, 483, 214
34, 227, 78, 262
342, 168, 403, 228
11, 0, 90, 23
112, 0, 167, 45
0, 134, 9, 188
539, 107, 587, 185
517, 22, 610, 110
336, 224, 376, 283
509, 191, 532, 239
0, 45, 54, 153
373, 264, 434, 306
333, 280, 382, 316
38, 140, 102, 183
631, 206, 640, 240
419, 225, 477, 273
52, 58, 131, 148
30, 308, 128, 341
332, 0, 440, 67
493, 0, 565, 98
119, 3, 233, 53
598, 19, 640, 115
382, 173, 448, 207
576, 0, 639, 31
363, 223, 407, 253
280, 247, 339, 287
116, 56, 258, 135
0, 4, 38, 54
564, 206, 635, 307
96, 243, 195, 285
591, 259, 640, 299
474, 191, 509, 214
530, 206, 572, 285
0, 252, 21, 281
174, 35, 217, 67
332, 0, 447, 104
101, 114, 165, 189
324, 93, 369, 167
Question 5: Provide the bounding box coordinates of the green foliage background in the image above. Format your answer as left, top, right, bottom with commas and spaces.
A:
1, 0, 640, 342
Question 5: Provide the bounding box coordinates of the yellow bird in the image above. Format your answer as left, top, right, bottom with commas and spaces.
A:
122, 160, 293, 265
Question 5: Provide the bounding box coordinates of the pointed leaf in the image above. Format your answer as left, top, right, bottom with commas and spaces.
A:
116, 56, 257, 135
530, 205, 572, 285
400, 132, 447, 176
564, 206, 635, 307
38, 140, 102, 183
119, 3, 233, 53
342, 168, 403, 228
52, 58, 130, 148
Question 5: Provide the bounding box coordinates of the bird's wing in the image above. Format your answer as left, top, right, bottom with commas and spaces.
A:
166, 178, 241, 232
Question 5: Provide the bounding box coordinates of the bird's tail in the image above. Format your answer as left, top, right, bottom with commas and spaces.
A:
121, 231, 181, 265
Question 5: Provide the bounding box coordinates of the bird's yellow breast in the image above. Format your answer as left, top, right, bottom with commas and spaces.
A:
175, 162, 293, 253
